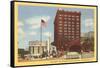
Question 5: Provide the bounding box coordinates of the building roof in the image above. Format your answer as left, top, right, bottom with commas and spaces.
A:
57, 9, 81, 14
29, 40, 48, 46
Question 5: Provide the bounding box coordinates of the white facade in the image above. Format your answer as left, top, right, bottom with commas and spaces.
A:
29, 41, 48, 58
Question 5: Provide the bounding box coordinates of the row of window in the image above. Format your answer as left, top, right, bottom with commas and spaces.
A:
64, 24, 80, 27
58, 28, 79, 32
64, 36, 80, 38
58, 27, 80, 30
64, 29, 79, 32
64, 36, 80, 39
59, 21, 80, 24
64, 33, 79, 35
58, 24, 80, 27
63, 32, 79, 34
64, 28, 79, 30
59, 30, 80, 32
64, 31, 80, 33
59, 14, 80, 18
59, 17, 80, 21
58, 32, 80, 35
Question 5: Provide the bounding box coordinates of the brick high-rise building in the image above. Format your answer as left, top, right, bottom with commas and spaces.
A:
54, 9, 81, 53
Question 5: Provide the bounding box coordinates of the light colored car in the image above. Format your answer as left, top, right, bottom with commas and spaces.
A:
66, 52, 81, 59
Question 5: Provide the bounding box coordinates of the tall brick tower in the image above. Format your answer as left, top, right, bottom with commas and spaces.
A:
54, 9, 81, 53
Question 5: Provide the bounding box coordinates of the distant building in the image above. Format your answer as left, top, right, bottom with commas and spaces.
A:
18, 48, 29, 59
18, 48, 25, 59
81, 31, 94, 38
54, 9, 81, 52
87, 31, 94, 38
81, 31, 94, 52
29, 41, 48, 58
81, 33, 87, 37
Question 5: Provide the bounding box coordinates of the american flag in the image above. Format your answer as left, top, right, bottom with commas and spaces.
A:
41, 19, 47, 28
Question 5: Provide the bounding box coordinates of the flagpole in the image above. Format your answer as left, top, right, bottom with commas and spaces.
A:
48, 32, 50, 56
40, 21, 42, 58
40, 19, 47, 58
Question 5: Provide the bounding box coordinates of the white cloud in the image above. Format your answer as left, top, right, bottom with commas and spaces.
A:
43, 32, 52, 37
41, 16, 50, 22
29, 31, 37, 36
18, 21, 26, 37
18, 27, 26, 38
26, 16, 50, 29
18, 28, 24, 34
85, 18, 93, 27
18, 21, 24, 27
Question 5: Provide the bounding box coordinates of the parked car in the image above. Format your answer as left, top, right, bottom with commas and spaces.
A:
66, 52, 81, 59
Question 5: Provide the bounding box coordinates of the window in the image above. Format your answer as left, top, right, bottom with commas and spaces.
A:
59, 30, 63, 32
72, 22, 74, 24
59, 14, 62, 16
72, 15, 75, 17
64, 21, 67, 23
64, 30, 67, 32
76, 28, 79, 30
76, 18, 79, 21
72, 36, 74, 38
64, 27, 67, 29
72, 18, 75, 20
64, 24, 67, 26
64, 15, 67, 17
65, 44, 68, 46
68, 22, 71, 24
76, 25, 79, 27
64, 36, 68, 38
59, 24, 62, 26
38, 47, 40, 53
76, 33, 79, 35
59, 27, 62, 29
68, 36, 71, 38
76, 36, 79, 38
72, 31, 74, 33
68, 18, 71, 20
68, 31, 71, 32
29, 46, 34, 54
72, 25, 74, 27
72, 28, 74, 30
64, 33, 67, 35
76, 31, 79, 33
76, 22, 79, 25
59, 17, 62, 19
68, 24, 71, 27
72, 33, 74, 35
68, 28, 71, 30
68, 32, 71, 35
58, 33, 62, 35
59, 21, 62, 23
68, 15, 71, 17
76, 16, 79, 18
64, 18, 67, 20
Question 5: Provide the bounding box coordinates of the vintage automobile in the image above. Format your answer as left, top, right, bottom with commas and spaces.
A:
65, 52, 81, 59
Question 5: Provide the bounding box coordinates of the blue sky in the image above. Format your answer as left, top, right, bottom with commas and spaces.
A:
18, 5, 94, 49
